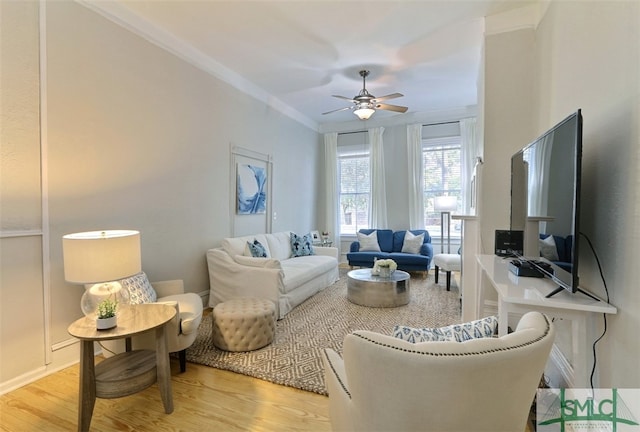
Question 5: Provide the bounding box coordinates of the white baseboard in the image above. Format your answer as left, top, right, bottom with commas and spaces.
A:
483, 300, 499, 317
546, 344, 574, 388
198, 289, 209, 308
0, 340, 80, 396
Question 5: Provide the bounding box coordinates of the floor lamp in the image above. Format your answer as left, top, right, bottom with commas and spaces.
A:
434, 196, 457, 254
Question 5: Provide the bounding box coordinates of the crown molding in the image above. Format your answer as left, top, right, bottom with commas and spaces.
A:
75, 0, 318, 132
485, 3, 544, 36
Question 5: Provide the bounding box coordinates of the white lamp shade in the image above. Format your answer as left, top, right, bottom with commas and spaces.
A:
62, 230, 141, 284
434, 196, 457, 212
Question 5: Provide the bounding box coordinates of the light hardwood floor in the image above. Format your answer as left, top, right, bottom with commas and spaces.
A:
1, 355, 537, 432
0, 357, 331, 432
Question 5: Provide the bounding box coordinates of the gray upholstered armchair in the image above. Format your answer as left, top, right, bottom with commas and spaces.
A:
100, 275, 203, 372
323, 311, 555, 432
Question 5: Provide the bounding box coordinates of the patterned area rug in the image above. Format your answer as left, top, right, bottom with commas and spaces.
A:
186, 269, 461, 395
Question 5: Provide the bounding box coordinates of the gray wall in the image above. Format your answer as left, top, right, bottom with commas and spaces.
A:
1, 1, 320, 385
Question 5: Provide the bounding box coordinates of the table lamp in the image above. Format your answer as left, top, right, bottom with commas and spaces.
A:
63, 230, 141, 329
434, 196, 457, 254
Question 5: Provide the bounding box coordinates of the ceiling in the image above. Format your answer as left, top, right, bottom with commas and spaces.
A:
95, 0, 535, 129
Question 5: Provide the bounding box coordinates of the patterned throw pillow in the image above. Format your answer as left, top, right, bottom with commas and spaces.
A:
119, 271, 157, 305
393, 316, 499, 343
401, 231, 424, 254
357, 230, 381, 252
290, 232, 315, 257
247, 239, 268, 258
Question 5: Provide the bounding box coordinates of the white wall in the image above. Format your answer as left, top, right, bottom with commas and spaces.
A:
534, 0, 640, 388
0, 0, 47, 386
481, 1, 640, 388
1, 1, 320, 389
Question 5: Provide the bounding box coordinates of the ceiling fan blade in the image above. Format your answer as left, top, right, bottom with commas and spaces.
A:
322, 106, 353, 115
332, 95, 357, 103
372, 93, 403, 102
376, 103, 408, 113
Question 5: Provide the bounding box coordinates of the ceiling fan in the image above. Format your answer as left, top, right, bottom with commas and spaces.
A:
322, 70, 408, 120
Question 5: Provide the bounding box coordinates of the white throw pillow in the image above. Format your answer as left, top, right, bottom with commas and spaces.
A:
539, 235, 559, 261
401, 231, 424, 254
393, 316, 499, 343
119, 271, 157, 304
357, 231, 381, 252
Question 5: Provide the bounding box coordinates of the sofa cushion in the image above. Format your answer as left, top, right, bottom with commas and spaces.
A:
266, 231, 292, 261
387, 252, 430, 266
401, 231, 424, 254
222, 234, 272, 257
290, 232, 315, 257
233, 255, 282, 269
357, 230, 381, 252
393, 316, 499, 343
280, 255, 337, 293
247, 239, 268, 257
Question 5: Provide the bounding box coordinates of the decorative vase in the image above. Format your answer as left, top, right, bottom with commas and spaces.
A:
96, 315, 117, 330
379, 267, 391, 278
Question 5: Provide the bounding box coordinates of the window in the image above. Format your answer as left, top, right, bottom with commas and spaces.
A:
423, 136, 462, 238
338, 152, 370, 235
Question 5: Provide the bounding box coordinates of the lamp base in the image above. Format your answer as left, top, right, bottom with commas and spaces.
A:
81, 282, 130, 321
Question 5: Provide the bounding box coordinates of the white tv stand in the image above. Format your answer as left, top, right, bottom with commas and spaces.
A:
476, 254, 617, 387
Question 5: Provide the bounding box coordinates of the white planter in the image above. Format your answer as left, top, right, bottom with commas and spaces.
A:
96, 315, 117, 330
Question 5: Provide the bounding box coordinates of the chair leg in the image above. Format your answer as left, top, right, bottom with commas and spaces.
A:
434, 266, 440, 283
446, 271, 451, 291
179, 349, 186, 373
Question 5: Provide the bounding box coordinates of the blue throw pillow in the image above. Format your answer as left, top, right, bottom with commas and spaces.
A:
247, 239, 268, 258
290, 232, 315, 257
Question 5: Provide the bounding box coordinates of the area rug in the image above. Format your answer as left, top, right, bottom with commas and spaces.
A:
186, 270, 461, 395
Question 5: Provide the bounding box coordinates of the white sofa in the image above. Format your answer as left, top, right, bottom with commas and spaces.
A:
206, 231, 339, 319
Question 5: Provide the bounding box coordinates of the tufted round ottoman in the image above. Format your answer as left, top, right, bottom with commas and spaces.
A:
212, 297, 276, 352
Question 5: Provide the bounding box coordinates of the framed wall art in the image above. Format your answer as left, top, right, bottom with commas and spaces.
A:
230, 146, 273, 236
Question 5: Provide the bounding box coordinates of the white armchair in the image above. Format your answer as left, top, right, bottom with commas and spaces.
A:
101, 277, 203, 373
323, 311, 555, 432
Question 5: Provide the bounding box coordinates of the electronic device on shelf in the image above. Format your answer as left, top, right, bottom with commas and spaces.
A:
508, 258, 554, 278
495, 230, 524, 257
509, 109, 597, 301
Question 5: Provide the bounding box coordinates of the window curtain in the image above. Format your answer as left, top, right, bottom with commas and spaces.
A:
406, 124, 424, 229
460, 118, 479, 214
525, 131, 553, 232
324, 132, 340, 248
369, 127, 387, 228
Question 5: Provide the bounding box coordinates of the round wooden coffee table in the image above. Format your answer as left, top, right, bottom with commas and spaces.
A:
347, 269, 410, 307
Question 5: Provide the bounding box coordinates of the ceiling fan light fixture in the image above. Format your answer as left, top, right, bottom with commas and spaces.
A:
354, 107, 375, 120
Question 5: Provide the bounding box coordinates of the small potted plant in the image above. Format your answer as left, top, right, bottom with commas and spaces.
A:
96, 298, 118, 330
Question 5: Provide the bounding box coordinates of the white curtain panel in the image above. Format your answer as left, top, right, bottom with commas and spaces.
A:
460, 117, 479, 214
406, 123, 424, 229
324, 132, 340, 249
369, 127, 388, 228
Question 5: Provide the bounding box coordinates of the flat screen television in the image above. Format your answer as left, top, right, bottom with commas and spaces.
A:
510, 109, 596, 300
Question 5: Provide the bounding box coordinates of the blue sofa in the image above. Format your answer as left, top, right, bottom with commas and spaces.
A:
347, 229, 433, 274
